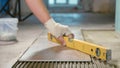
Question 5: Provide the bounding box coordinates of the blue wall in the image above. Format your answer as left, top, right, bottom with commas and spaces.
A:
115, 0, 120, 32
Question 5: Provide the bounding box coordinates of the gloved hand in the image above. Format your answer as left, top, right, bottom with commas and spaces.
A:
44, 18, 74, 46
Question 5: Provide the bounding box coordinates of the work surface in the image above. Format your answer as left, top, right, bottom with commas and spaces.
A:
0, 13, 116, 68
13, 29, 116, 68
19, 30, 91, 61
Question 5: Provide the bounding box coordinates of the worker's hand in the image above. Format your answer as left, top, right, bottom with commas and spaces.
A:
44, 18, 74, 46
57, 34, 74, 46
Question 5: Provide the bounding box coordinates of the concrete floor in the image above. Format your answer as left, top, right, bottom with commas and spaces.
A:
0, 13, 116, 68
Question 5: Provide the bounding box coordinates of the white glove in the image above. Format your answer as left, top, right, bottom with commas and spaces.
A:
44, 18, 72, 38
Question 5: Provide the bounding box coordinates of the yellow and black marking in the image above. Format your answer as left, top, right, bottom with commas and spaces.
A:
48, 33, 111, 61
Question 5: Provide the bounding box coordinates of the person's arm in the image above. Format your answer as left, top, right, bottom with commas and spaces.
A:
25, 0, 74, 46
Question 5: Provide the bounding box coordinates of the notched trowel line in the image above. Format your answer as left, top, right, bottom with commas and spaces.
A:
48, 33, 111, 61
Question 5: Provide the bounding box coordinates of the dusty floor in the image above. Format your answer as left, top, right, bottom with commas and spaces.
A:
0, 13, 117, 68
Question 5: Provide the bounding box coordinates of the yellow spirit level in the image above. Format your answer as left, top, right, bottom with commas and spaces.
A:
48, 33, 111, 61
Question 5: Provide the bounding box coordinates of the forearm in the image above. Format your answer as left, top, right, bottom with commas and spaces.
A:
25, 0, 74, 45
25, 0, 51, 23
